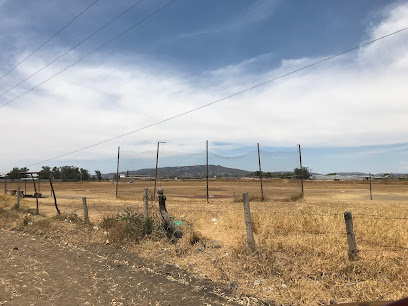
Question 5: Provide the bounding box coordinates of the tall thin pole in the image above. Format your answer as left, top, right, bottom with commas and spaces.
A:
115, 146, 120, 197
369, 172, 372, 200
257, 143, 264, 201
206, 140, 209, 203
298, 144, 304, 196
153, 142, 166, 200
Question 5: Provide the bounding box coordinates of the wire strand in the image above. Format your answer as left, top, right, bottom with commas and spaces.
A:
354, 215, 408, 220
0, 0, 100, 82
0, 0, 146, 98
11, 25, 407, 166
0, 0, 177, 110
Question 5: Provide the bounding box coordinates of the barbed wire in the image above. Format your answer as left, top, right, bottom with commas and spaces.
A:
360, 246, 408, 252
354, 215, 408, 220
278, 230, 345, 235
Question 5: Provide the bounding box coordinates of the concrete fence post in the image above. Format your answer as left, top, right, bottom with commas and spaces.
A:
344, 211, 359, 261
82, 197, 89, 225
14, 186, 20, 209
143, 188, 149, 218
243, 192, 255, 252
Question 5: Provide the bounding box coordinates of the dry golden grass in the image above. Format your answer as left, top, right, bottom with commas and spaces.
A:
1, 179, 408, 304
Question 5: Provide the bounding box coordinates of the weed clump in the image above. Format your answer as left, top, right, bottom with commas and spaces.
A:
52, 213, 83, 223
101, 208, 164, 244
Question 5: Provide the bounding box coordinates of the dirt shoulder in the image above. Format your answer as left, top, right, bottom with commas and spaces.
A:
0, 229, 242, 306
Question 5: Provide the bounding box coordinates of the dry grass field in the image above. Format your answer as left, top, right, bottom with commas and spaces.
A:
1, 178, 408, 305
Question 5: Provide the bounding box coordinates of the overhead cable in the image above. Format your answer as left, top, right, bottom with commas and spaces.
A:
0, 0, 100, 82
0, 0, 146, 99
24, 26, 408, 167
0, 0, 176, 109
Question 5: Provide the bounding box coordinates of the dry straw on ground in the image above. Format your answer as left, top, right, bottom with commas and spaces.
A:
1, 180, 407, 305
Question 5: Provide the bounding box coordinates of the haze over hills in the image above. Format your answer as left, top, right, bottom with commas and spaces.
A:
102, 165, 408, 180
103, 165, 253, 179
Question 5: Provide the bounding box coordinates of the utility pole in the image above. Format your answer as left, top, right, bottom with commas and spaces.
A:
257, 143, 264, 201
115, 146, 120, 197
153, 141, 166, 200
206, 140, 209, 203
298, 144, 304, 196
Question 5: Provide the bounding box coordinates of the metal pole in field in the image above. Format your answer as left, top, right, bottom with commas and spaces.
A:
4, 176, 7, 194
298, 144, 304, 196
49, 177, 60, 215
31, 173, 39, 215
369, 172, 372, 200
206, 140, 209, 203
115, 146, 120, 197
257, 143, 264, 201
153, 141, 166, 200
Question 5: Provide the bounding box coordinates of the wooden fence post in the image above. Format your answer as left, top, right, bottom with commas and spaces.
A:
242, 192, 255, 252
82, 197, 89, 225
143, 188, 149, 218
14, 186, 20, 209
344, 211, 359, 261
4, 177, 7, 195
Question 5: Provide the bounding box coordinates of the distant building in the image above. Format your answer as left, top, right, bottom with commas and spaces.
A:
311, 174, 361, 181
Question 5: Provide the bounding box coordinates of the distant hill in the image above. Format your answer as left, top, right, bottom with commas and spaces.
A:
103, 165, 253, 179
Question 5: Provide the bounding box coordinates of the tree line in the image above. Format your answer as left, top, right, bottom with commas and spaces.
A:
7, 166, 103, 181
252, 167, 311, 179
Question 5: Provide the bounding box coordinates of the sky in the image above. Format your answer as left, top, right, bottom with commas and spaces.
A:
0, 0, 408, 174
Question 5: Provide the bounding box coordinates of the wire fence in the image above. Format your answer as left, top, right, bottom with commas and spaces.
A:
115, 146, 303, 201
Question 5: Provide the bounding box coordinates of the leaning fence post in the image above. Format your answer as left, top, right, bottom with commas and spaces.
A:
344, 211, 359, 261
242, 192, 255, 252
143, 188, 149, 218
82, 197, 89, 224
14, 186, 21, 209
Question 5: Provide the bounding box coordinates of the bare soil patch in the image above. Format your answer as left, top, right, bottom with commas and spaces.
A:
0, 229, 240, 305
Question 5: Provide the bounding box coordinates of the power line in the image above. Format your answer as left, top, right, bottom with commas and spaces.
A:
0, 0, 146, 99
0, 0, 176, 109
0, 0, 100, 82
24, 26, 408, 167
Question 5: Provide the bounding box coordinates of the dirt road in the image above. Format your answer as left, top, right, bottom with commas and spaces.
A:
0, 229, 240, 305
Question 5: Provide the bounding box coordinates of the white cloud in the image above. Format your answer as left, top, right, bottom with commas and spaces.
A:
1, 3, 408, 173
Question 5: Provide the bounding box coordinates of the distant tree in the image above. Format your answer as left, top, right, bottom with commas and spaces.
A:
95, 170, 102, 181
294, 167, 311, 180
60, 166, 80, 181
39, 166, 51, 179
8, 167, 29, 179
52, 167, 61, 179
79, 168, 90, 181
7, 168, 20, 180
